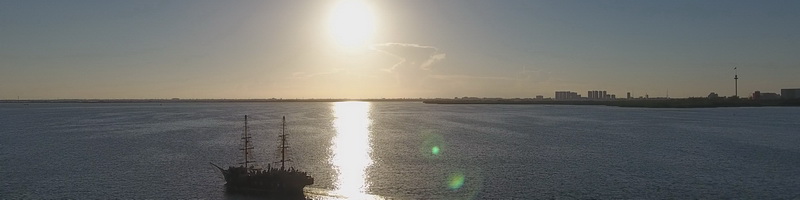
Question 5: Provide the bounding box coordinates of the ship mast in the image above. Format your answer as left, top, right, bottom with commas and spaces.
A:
280, 116, 287, 170
734, 67, 739, 97
240, 115, 254, 169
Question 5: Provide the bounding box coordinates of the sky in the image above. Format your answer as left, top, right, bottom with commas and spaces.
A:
1, 0, 799, 99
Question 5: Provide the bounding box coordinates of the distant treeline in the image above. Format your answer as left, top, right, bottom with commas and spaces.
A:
424, 98, 800, 108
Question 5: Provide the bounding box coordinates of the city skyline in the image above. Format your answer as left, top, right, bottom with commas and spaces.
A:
2, 0, 799, 99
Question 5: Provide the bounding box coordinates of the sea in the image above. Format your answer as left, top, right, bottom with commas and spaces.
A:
1, 102, 799, 199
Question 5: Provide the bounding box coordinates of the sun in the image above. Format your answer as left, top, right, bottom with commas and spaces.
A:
328, 0, 376, 50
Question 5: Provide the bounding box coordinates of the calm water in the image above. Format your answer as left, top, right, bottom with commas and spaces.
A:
1, 102, 799, 199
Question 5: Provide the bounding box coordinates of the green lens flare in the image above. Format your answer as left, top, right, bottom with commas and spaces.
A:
448, 173, 465, 190
420, 131, 445, 159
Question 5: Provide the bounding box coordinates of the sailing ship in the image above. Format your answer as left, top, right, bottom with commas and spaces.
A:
211, 115, 314, 195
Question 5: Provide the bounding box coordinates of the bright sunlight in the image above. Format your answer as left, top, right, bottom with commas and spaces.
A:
328, 0, 376, 50
331, 101, 375, 199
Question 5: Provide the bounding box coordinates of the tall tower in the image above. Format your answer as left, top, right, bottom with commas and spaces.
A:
734, 67, 738, 97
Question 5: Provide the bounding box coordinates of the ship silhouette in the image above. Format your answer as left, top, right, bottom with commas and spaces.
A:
211, 115, 314, 195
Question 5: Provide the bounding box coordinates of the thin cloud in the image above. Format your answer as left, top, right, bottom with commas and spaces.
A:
372, 43, 446, 71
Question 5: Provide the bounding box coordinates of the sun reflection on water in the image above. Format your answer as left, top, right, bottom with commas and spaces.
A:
330, 101, 374, 199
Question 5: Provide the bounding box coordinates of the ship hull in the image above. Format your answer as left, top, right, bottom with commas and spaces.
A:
224, 184, 305, 195
217, 167, 314, 196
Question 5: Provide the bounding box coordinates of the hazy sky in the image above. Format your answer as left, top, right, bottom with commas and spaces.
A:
2, 0, 799, 99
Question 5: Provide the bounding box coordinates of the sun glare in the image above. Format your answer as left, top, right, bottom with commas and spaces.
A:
331, 101, 374, 199
328, 0, 376, 50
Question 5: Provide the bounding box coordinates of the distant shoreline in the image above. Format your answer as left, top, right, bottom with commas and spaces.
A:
423, 98, 800, 108
3, 98, 799, 108
0, 99, 425, 103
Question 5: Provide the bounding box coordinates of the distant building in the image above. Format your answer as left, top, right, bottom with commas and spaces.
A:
555, 91, 581, 100
781, 88, 800, 99
626, 92, 631, 99
708, 92, 719, 99
751, 91, 780, 100
587, 90, 615, 100
536, 95, 544, 100
762, 92, 781, 100
586, 91, 594, 99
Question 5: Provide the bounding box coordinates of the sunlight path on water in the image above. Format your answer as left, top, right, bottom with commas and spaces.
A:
327, 101, 381, 200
